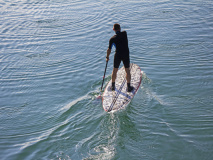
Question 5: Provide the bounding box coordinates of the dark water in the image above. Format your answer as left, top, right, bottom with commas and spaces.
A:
0, 0, 213, 159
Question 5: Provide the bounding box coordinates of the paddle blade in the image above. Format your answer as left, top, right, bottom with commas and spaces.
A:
96, 91, 102, 99
96, 95, 102, 99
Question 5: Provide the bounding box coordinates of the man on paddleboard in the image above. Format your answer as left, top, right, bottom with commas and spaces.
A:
106, 23, 134, 92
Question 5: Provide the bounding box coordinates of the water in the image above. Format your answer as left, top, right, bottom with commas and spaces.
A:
0, 0, 213, 159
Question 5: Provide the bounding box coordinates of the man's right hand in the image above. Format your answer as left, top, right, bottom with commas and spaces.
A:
106, 56, 109, 62
106, 48, 111, 62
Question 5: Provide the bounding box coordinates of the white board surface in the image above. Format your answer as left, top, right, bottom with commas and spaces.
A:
102, 63, 143, 112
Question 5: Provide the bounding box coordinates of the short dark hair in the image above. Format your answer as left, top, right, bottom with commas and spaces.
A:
113, 23, 120, 31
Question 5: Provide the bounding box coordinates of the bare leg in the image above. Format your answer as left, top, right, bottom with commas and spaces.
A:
112, 68, 118, 83
125, 68, 131, 83
125, 67, 134, 92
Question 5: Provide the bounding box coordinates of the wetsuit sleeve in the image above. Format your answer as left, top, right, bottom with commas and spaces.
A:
124, 31, 128, 39
108, 38, 113, 49
108, 37, 116, 49
125, 31, 128, 45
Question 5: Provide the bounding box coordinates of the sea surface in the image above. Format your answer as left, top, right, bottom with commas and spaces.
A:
0, 0, 213, 159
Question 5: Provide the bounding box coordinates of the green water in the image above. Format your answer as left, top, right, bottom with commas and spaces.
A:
0, 0, 213, 159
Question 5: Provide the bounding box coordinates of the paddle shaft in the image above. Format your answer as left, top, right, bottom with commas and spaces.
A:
100, 61, 108, 91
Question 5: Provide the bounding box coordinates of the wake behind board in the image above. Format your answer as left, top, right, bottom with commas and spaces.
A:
102, 63, 143, 112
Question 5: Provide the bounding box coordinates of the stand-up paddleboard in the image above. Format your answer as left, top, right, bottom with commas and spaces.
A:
102, 63, 143, 112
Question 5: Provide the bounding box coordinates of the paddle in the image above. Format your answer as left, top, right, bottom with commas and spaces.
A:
97, 61, 108, 99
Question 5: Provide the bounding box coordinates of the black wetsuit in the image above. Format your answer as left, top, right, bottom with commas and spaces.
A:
108, 31, 130, 68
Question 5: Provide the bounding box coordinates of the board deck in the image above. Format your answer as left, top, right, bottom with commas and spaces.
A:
102, 63, 143, 112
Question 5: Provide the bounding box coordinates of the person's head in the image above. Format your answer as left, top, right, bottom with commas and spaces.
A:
113, 23, 121, 32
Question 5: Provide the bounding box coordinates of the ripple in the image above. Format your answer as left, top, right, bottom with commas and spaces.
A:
1, 0, 213, 159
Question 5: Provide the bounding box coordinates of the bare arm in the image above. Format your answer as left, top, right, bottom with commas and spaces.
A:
106, 48, 111, 62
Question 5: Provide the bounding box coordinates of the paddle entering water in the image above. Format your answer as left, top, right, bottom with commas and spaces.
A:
97, 61, 108, 99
